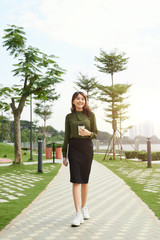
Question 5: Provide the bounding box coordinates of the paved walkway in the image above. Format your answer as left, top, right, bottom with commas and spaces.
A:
0, 158, 13, 163
0, 160, 160, 240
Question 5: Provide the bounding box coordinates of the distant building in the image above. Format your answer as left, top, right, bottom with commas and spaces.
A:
130, 125, 138, 139
139, 121, 154, 137
130, 121, 154, 139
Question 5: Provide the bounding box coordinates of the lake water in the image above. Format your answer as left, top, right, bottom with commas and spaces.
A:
94, 144, 160, 152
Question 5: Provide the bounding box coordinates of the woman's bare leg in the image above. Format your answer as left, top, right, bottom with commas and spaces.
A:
81, 183, 88, 208
72, 183, 81, 213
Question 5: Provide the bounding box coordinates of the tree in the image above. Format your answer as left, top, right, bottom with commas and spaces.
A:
21, 128, 30, 142
116, 100, 132, 154
0, 115, 11, 142
46, 126, 58, 136
95, 49, 129, 159
96, 83, 131, 159
34, 100, 53, 152
74, 72, 98, 108
0, 25, 65, 163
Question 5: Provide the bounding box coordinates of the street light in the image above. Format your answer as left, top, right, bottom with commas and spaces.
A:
1, 110, 3, 143
147, 138, 152, 168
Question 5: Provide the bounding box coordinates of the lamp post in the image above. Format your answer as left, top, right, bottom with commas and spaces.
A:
29, 94, 33, 160
38, 139, 43, 172
1, 110, 3, 143
147, 137, 152, 168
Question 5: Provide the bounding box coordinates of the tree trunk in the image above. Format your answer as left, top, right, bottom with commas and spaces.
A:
119, 114, 123, 156
14, 112, 22, 163
111, 73, 116, 160
113, 128, 116, 160
11, 95, 27, 164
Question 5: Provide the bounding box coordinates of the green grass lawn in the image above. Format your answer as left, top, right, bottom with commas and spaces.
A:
94, 154, 160, 220
0, 142, 47, 162
0, 162, 61, 231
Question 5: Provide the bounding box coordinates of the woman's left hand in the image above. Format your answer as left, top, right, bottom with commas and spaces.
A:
63, 157, 68, 166
79, 128, 91, 137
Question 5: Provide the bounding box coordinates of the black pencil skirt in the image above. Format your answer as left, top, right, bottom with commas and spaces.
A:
68, 138, 93, 184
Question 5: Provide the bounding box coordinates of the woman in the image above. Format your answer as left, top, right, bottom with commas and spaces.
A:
62, 91, 97, 227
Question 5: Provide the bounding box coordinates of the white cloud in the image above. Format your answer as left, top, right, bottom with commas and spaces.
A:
2, 0, 160, 134
19, 0, 160, 49
3, 0, 160, 53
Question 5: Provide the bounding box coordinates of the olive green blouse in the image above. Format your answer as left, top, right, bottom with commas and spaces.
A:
62, 111, 98, 157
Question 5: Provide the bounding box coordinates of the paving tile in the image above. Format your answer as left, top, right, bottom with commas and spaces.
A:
0, 160, 160, 240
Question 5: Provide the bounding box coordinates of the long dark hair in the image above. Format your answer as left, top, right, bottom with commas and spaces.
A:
71, 92, 91, 116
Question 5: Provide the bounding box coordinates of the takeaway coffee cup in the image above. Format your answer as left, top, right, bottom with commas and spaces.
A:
78, 124, 85, 135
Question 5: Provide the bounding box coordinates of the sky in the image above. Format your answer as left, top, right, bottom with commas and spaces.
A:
1, 0, 160, 137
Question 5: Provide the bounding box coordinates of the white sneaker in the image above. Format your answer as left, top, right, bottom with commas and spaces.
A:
81, 206, 90, 220
71, 212, 84, 227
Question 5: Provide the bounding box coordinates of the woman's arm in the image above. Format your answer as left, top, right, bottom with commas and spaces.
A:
62, 114, 70, 158
89, 112, 98, 139
79, 112, 97, 138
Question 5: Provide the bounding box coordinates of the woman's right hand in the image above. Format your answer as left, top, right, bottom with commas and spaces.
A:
63, 157, 68, 166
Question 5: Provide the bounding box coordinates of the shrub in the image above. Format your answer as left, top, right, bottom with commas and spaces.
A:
125, 151, 160, 161
137, 151, 147, 161
151, 152, 160, 160
125, 151, 139, 159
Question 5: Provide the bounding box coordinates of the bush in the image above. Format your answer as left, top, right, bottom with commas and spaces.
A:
55, 143, 62, 148
137, 151, 147, 161
151, 152, 160, 160
46, 142, 62, 148
125, 151, 160, 161
125, 151, 139, 159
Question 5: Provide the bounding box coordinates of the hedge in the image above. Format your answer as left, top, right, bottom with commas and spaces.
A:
125, 151, 160, 161
137, 152, 147, 161
46, 142, 62, 148
125, 151, 139, 159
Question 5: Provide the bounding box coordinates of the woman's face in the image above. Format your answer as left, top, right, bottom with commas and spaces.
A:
73, 94, 86, 111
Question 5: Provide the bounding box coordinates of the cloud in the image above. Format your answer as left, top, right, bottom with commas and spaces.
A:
3, 0, 160, 57
17, 0, 160, 49
2, 0, 160, 133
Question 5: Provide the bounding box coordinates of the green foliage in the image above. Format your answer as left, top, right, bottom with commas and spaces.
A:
3, 25, 26, 56
94, 49, 129, 76
96, 83, 131, 124
74, 72, 98, 100
0, 116, 11, 142
0, 25, 65, 163
1, 24, 65, 112
137, 152, 147, 161
125, 151, 147, 161
125, 151, 139, 159
95, 49, 130, 161
21, 128, 30, 142
34, 100, 53, 121
0, 115, 64, 144
74, 72, 98, 110
46, 134, 64, 143
151, 152, 160, 160
94, 49, 130, 149
125, 151, 160, 161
